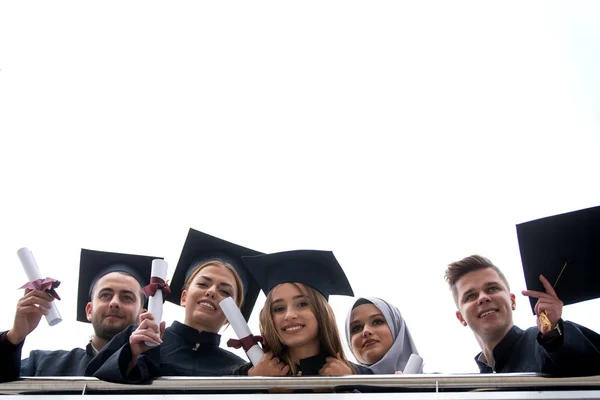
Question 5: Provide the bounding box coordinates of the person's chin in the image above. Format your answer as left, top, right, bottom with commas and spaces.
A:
361, 351, 383, 365
193, 308, 219, 320
283, 335, 314, 348
191, 313, 223, 330
104, 321, 128, 332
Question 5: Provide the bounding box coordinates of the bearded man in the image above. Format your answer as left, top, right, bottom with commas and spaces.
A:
1, 249, 160, 380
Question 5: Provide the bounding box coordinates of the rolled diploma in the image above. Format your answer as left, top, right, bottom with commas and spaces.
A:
403, 353, 424, 374
220, 297, 264, 366
17, 247, 62, 326
145, 259, 168, 347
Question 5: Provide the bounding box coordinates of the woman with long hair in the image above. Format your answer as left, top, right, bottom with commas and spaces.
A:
345, 297, 420, 374
237, 250, 371, 376
88, 229, 261, 382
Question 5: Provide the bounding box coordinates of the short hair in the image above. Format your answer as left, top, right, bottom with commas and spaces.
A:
445, 255, 510, 304
183, 260, 244, 308
90, 271, 145, 311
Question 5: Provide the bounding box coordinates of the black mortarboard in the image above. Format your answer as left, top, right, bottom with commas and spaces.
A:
516, 205, 600, 312
77, 249, 161, 323
165, 228, 262, 321
241, 250, 354, 300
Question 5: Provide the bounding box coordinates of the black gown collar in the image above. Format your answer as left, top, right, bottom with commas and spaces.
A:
85, 340, 96, 357
475, 325, 525, 371
493, 325, 524, 369
297, 354, 327, 376
170, 320, 221, 348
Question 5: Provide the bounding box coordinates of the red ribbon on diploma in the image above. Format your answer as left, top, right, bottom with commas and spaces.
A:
142, 277, 171, 298
227, 334, 265, 352
19, 277, 61, 300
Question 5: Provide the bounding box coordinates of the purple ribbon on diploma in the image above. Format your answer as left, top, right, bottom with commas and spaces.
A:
142, 277, 171, 298
19, 277, 61, 300
227, 334, 265, 352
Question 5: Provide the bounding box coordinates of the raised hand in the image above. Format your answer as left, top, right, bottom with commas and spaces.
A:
521, 274, 564, 335
7, 289, 54, 345
129, 312, 165, 359
248, 351, 290, 376
319, 353, 354, 376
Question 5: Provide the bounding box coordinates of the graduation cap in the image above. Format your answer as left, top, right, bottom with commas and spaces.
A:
516, 205, 600, 313
241, 250, 354, 300
165, 228, 262, 321
77, 249, 161, 323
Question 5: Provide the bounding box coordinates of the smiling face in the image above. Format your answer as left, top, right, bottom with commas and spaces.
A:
270, 283, 319, 352
180, 264, 239, 332
348, 303, 394, 365
86, 272, 144, 342
455, 267, 516, 341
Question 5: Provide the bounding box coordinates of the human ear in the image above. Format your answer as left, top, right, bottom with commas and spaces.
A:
180, 289, 187, 307
85, 302, 93, 322
510, 293, 516, 310
456, 311, 467, 326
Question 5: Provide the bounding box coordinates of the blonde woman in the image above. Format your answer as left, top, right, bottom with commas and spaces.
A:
89, 229, 261, 382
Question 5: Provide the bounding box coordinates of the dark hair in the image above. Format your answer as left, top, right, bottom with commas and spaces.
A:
90, 271, 145, 312
445, 255, 510, 304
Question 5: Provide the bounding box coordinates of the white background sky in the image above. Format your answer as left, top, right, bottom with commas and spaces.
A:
1, 1, 599, 374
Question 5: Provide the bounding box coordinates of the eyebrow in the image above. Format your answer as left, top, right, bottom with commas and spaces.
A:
350, 313, 385, 326
98, 288, 138, 297
482, 280, 502, 289
272, 294, 307, 304
198, 275, 234, 289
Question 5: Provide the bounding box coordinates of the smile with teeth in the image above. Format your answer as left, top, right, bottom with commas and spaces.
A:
282, 324, 304, 333
479, 309, 498, 318
198, 301, 216, 311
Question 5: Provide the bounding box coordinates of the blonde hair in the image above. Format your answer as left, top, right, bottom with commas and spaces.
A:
183, 260, 245, 308
259, 282, 356, 375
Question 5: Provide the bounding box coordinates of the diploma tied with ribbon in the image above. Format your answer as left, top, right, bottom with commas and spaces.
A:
16, 247, 63, 327
220, 296, 264, 366
142, 259, 170, 347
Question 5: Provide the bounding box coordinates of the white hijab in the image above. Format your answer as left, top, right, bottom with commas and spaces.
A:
345, 297, 420, 374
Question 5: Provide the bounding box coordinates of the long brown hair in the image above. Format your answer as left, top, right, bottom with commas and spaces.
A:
259, 282, 356, 375
183, 260, 245, 308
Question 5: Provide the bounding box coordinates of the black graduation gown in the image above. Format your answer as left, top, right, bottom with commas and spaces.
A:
0, 331, 21, 382
234, 353, 373, 376
0, 330, 95, 381
475, 320, 600, 376
88, 320, 246, 383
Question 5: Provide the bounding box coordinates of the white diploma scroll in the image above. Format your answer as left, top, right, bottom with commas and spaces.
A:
16, 247, 62, 327
220, 296, 264, 366
403, 353, 424, 374
145, 259, 169, 347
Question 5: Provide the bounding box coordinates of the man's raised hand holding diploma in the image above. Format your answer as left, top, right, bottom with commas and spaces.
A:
127, 312, 166, 374
6, 289, 55, 345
